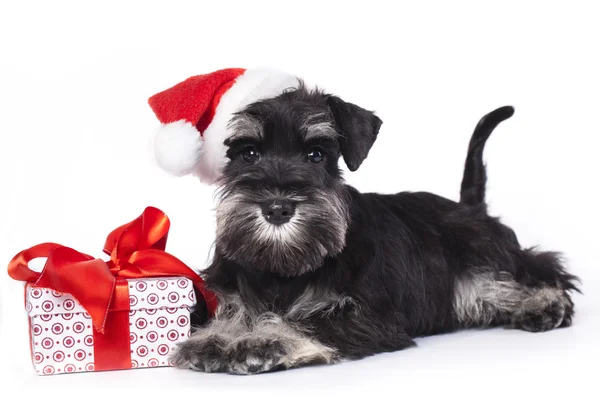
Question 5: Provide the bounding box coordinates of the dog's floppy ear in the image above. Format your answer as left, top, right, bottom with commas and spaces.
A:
326, 95, 383, 171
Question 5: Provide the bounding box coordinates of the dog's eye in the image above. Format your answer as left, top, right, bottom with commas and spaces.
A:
241, 146, 260, 163
307, 148, 324, 163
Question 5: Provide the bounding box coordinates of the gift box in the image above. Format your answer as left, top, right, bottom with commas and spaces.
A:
8, 207, 217, 376
26, 277, 196, 375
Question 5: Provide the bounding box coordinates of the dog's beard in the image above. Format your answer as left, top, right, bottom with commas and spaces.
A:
215, 188, 349, 277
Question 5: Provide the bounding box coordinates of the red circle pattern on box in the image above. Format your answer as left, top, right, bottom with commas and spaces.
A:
25, 277, 195, 375
29, 310, 93, 375
127, 277, 194, 369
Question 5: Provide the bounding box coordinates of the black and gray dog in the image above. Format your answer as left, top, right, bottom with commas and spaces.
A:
171, 84, 579, 374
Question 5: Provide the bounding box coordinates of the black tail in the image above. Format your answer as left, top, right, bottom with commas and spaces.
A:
460, 106, 515, 206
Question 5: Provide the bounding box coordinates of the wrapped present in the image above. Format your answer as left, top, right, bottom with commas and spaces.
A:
8, 207, 217, 376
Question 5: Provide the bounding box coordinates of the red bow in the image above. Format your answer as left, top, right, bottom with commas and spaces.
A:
8, 206, 217, 333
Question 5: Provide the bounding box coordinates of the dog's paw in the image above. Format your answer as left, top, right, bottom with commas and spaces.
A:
512, 289, 572, 332
169, 335, 227, 373
559, 296, 575, 328
224, 337, 289, 375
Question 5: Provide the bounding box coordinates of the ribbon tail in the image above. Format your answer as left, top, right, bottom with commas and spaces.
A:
35, 247, 116, 333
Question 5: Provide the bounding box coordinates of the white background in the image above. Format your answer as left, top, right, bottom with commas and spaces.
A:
1, 0, 598, 398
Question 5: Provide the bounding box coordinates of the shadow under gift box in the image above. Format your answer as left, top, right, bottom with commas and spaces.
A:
26, 276, 197, 375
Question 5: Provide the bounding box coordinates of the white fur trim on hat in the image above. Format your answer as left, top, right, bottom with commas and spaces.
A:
195, 68, 300, 184
152, 120, 203, 177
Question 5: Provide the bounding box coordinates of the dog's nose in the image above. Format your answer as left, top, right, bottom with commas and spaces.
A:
261, 200, 295, 225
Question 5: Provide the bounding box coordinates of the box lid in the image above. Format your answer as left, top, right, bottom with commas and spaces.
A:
26, 276, 197, 317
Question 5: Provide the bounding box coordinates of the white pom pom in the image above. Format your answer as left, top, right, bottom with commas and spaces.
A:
152, 120, 203, 176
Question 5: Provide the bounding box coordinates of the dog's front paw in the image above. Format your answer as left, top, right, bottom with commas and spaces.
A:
169, 335, 227, 373
512, 289, 573, 332
225, 337, 289, 375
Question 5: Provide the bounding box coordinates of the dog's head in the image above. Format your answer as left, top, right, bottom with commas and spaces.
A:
215, 84, 382, 276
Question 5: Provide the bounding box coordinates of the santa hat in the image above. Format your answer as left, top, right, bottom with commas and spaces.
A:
148, 68, 299, 183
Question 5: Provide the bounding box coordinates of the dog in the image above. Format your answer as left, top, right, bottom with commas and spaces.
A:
171, 84, 580, 374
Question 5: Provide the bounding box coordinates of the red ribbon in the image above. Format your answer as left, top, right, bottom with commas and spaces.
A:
8, 206, 218, 371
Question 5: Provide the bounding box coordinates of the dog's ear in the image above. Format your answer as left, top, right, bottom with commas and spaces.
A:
327, 95, 382, 171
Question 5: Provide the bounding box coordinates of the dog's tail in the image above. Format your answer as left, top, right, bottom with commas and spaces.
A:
459, 106, 514, 206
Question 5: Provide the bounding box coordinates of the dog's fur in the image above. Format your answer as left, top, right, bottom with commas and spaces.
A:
172, 84, 580, 374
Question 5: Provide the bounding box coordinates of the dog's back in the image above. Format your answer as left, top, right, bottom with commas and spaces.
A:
325, 107, 578, 344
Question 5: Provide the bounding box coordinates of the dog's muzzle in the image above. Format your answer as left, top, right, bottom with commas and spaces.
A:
260, 200, 296, 225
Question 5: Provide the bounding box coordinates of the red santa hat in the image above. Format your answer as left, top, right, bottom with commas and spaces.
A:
148, 68, 299, 183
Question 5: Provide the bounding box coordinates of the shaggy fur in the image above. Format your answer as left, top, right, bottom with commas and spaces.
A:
175, 85, 580, 374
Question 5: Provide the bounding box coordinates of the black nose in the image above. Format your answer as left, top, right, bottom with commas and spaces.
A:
261, 200, 295, 225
